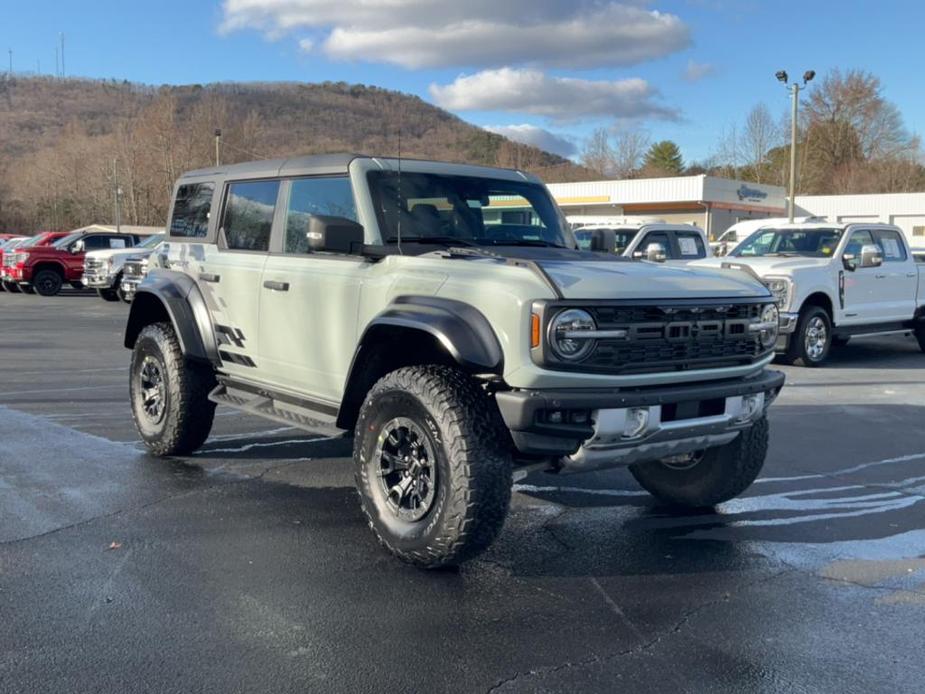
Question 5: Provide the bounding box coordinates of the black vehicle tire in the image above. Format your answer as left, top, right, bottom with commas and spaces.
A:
831, 336, 851, 348
130, 322, 216, 456
33, 269, 63, 297
354, 366, 512, 569
20, 284, 35, 295
97, 287, 120, 302
2, 281, 19, 293
781, 305, 831, 366
630, 416, 769, 508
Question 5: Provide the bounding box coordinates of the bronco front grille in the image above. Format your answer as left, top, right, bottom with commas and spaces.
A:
540, 300, 769, 375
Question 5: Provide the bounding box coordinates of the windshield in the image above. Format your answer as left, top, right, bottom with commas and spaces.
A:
20, 234, 53, 248
731, 228, 842, 258
138, 234, 165, 249
0, 238, 22, 250
52, 231, 83, 249
574, 227, 639, 253
367, 172, 573, 248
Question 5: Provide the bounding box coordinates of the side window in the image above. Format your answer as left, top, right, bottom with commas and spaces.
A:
844, 229, 874, 258
170, 183, 214, 238
676, 232, 706, 258
284, 177, 358, 254
639, 231, 670, 256
222, 180, 280, 252
82, 236, 108, 251
873, 230, 907, 262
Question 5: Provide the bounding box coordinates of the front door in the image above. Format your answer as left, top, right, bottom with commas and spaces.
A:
200, 179, 280, 378
258, 176, 365, 403
840, 228, 880, 324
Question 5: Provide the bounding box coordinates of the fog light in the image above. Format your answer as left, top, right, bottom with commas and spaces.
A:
547, 410, 564, 424
570, 410, 589, 424
622, 407, 649, 439
737, 393, 765, 423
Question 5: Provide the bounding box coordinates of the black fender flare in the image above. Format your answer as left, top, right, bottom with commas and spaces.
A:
362, 296, 503, 372
123, 269, 219, 365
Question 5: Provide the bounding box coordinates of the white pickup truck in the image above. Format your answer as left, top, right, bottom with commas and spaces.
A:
573, 222, 711, 264
693, 222, 925, 365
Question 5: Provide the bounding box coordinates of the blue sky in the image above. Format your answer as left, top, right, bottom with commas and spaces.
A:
4, 0, 924, 164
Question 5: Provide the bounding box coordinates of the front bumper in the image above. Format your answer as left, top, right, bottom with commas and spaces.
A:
495, 369, 785, 473
778, 312, 799, 334
82, 270, 115, 288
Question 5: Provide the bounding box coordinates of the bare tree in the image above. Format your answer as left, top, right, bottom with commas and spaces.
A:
580, 127, 615, 177
741, 103, 780, 183
611, 128, 649, 178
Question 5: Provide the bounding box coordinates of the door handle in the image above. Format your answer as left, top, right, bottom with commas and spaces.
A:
199, 273, 220, 283
907, 272, 917, 278
263, 280, 290, 291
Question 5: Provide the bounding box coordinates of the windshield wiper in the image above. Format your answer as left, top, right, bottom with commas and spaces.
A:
385, 235, 478, 247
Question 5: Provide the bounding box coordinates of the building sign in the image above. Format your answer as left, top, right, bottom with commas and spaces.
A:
737, 184, 769, 202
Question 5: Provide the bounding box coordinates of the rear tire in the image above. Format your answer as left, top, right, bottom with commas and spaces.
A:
33, 269, 63, 296
354, 366, 512, 568
782, 305, 831, 366
630, 416, 769, 507
130, 322, 216, 456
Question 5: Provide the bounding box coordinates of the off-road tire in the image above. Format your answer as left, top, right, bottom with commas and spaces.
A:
2, 281, 19, 293
781, 305, 831, 366
629, 416, 769, 507
97, 287, 120, 302
130, 322, 216, 456
33, 269, 63, 296
354, 366, 512, 569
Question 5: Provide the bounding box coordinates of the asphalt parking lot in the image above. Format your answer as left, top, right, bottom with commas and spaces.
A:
2, 291, 925, 693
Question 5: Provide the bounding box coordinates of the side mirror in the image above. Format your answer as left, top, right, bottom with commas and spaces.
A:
306, 215, 364, 254
71, 240, 85, 254
644, 243, 667, 263
859, 244, 883, 268
589, 229, 615, 253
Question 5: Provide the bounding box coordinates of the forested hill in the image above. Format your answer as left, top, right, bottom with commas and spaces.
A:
0, 76, 591, 232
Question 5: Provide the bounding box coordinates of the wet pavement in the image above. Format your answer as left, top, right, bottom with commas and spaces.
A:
1, 291, 924, 693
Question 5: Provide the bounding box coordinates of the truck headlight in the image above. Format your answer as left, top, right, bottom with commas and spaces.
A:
764, 277, 791, 310
756, 303, 780, 349
548, 308, 596, 361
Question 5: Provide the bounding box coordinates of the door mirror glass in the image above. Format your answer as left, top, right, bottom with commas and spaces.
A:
306, 215, 364, 254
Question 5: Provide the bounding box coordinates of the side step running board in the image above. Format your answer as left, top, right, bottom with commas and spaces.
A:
209, 380, 344, 438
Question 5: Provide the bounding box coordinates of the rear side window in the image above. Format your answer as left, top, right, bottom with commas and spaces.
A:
873, 229, 907, 262
676, 232, 706, 258
222, 180, 280, 252
170, 183, 214, 238
284, 177, 358, 254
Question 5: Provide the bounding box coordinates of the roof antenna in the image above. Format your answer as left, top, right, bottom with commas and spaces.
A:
396, 104, 403, 255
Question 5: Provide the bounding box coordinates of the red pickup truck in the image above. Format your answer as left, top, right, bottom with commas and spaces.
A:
1, 232, 69, 292
14, 230, 139, 296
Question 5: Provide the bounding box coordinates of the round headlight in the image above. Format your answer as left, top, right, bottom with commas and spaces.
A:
759, 303, 779, 349
549, 309, 596, 361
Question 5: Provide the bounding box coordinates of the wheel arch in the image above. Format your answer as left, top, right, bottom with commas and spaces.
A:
336, 297, 503, 430
31, 260, 66, 278
124, 269, 219, 365
798, 291, 834, 319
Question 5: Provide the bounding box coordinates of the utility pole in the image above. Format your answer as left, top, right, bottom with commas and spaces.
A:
214, 128, 222, 166
776, 69, 815, 223
112, 159, 122, 232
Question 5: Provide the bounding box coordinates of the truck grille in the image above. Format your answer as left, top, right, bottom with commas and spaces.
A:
551, 301, 767, 375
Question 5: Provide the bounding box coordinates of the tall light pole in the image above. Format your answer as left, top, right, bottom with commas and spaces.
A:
214, 128, 222, 166
776, 69, 815, 222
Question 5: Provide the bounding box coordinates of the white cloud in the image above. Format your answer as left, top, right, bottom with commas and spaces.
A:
484, 124, 577, 158
221, 0, 690, 69
430, 68, 679, 123
683, 59, 716, 82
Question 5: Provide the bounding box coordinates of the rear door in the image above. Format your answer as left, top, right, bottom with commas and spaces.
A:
871, 228, 917, 321
258, 175, 366, 403
200, 179, 280, 378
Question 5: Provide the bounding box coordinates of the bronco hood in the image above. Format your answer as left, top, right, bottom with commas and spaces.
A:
537, 259, 769, 300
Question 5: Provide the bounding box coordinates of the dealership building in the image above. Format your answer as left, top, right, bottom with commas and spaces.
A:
546, 175, 925, 246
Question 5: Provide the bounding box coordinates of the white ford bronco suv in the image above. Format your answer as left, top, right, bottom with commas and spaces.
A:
693, 221, 925, 365
124, 155, 785, 568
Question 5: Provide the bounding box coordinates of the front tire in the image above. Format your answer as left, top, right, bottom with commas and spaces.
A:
782, 305, 831, 366
354, 366, 512, 568
130, 322, 216, 456
630, 416, 769, 507
33, 269, 63, 296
